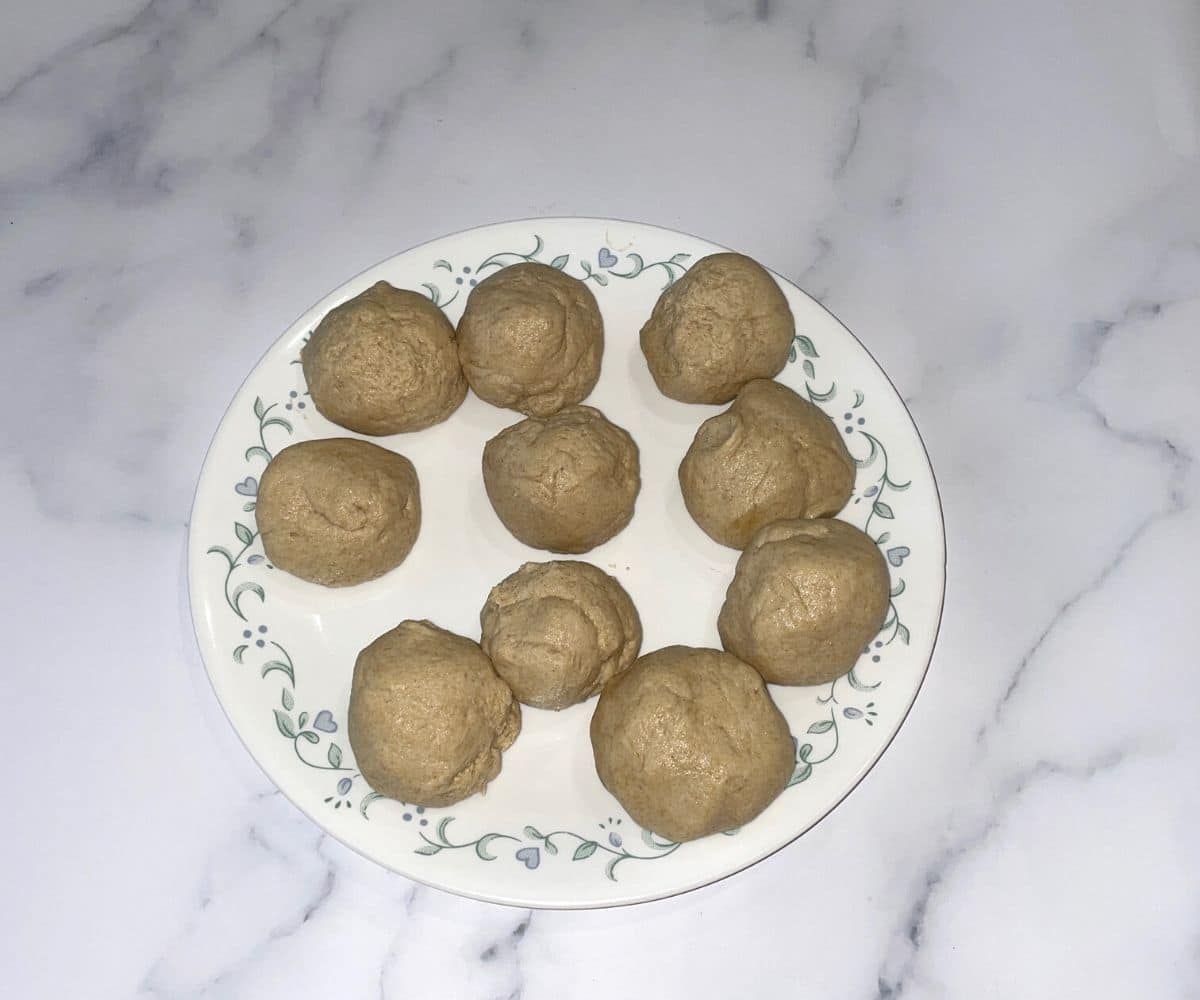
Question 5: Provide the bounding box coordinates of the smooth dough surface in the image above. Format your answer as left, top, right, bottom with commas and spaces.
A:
301, 280, 466, 434
457, 262, 603, 416
482, 405, 640, 553
348, 620, 521, 807
718, 518, 890, 685
679, 379, 854, 548
590, 646, 794, 842
480, 560, 642, 710
256, 438, 420, 586
639, 253, 794, 404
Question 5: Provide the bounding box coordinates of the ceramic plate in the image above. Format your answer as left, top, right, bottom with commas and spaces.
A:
188, 217, 945, 908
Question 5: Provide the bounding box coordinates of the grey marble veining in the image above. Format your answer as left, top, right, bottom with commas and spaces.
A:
3, 1, 1199, 997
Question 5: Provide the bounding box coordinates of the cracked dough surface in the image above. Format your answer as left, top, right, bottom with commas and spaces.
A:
457, 262, 603, 416
348, 620, 521, 807
590, 645, 794, 842
718, 517, 890, 685
679, 379, 854, 548
482, 405, 640, 553
480, 560, 642, 710
639, 253, 794, 404
256, 437, 420, 586
301, 280, 466, 434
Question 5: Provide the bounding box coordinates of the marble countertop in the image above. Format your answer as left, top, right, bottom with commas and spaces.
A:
4, 1, 1198, 997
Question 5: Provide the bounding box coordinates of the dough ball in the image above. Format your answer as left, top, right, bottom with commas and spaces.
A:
481, 561, 642, 710
482, 405, 640, 553
348, 620, 521, 807
590, 646, 794, 842
257, 438, 420, 586
718, 518, 890, 686
679, 379, 854, 549
301, 280, 466, 434
457, 262, 603, 416
639, 253, 794, 404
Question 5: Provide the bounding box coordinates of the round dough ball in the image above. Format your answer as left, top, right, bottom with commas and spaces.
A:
482, 405, 640, 553
301, 280, 466, 434
481, 561, 643, 710
679, 379, 854, 549
590, 646, 794, 842
457, 262, 603, 416
718, 518, 890, 686
640, 253, 795, 404
348, 620, 521, 807
257, 438, 420, 586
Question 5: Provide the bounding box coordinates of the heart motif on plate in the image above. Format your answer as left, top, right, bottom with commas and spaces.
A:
515, 846, 540, 870
597, 247, 618, 268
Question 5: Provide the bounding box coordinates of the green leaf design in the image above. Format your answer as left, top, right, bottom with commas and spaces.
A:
234, 522, 254, 545
807, 719, 835, 735
549, 254, 569, 270
231, 581, 265, 618
245, 445, 272, 464
795, 335, 818, 358
475, 833, 504, 861
523, 825, 543, 839
360, 791, 382, 819
897, 623, 911, 645
327, 743, 342, 767
605, 856, 623, 881
853, 390, 865, 408
207, 545, 234, 566
790, 762, 813, 784
669, 252, 691, 265
253, 397, 266, 420
282, 688, 294, 711
233, 644, 248, 664
802, 359, 816, 378
421, 282, 441, 305
433, 259, 453, 271
873, 501, 895, 519
808, 383, 837, 403
436, 817, 453, 842
542, 839, 558, 856
798, 742, 813, 761
242, 502, 256, 512
890, 579, 906, 597
297, 711, 308, 730
298, 730, 319, 744
274, 710, 297, 739
876, 531, 891, 545
261, 416, 293, 433
573, 841, 598, 861
261, 660, 294, 683
415, 844, 441, 856
591, 271, 608, 286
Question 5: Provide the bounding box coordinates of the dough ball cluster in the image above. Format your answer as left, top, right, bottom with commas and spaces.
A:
458, 262, 603, 416
256, 438, 420, 587
480, 560, 642, 710
482, 405, 640, 554
348, 620, 521, 807
679, 379, 854, 549
301, 281, 466, 435
590, 646, 795, 842
640, 253, 795, 404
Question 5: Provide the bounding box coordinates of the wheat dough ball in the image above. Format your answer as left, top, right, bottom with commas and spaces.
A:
301, 280, 466, 434
256, 438, 420, 586
348, 620, 521, 807
480, 561, 642, 710
718, 518, 890, 686
457, 262, 603, 416
482, 405, 640, 553
639, 253, 795, 404
590, 646, 794, 842
679, 379, 855, 549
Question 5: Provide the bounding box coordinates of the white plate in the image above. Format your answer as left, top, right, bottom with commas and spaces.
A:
188, 217, 945, 908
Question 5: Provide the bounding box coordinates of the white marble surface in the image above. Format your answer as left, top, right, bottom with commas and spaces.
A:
3, 0, 1198, 996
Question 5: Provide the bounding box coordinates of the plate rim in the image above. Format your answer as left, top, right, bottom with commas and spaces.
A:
186, 215, 947, 909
